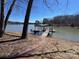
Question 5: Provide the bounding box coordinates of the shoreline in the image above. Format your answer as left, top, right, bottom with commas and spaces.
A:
5, 32, 79, 42
0, 32, 79, 59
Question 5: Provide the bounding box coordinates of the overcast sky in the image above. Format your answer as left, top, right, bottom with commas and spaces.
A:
5, 0, 79, 22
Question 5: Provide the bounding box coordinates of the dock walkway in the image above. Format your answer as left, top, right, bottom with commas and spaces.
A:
42, 28, 49, 37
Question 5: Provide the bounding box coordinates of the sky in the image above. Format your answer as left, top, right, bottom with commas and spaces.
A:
5, 0, 79, 22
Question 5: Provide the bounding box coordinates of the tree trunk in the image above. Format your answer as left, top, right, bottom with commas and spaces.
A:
4, 0, 16, 31
0, 0, 4, 37
21, 0, 33, 39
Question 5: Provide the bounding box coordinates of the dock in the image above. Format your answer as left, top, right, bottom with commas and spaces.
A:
31, 23, 56, 36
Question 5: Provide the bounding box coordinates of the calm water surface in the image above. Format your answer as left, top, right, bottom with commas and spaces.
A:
5, 24, 79, 41
53, 27, 79, 41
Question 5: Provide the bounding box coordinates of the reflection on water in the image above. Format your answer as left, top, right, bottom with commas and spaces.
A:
6, 24, 79, 41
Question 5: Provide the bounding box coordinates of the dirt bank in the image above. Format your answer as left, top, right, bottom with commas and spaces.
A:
0, 32, 79, 59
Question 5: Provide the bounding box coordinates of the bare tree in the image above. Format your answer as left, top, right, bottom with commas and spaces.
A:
0, 0, 4, 37
43, 0, 69, 12
21, 0, 33, 39
4, 0, 16, 31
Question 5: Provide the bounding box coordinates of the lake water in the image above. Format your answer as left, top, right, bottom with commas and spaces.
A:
5, 24, 79, 41
53, 27, 79, 41
5, 24, 34, 33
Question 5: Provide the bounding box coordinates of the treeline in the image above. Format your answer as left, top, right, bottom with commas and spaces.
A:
8, 21, 23, 24
7, 21, 35, 25
43, 15, 79, 27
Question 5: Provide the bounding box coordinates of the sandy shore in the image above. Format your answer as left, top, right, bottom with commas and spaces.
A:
0, 32, 79, 59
